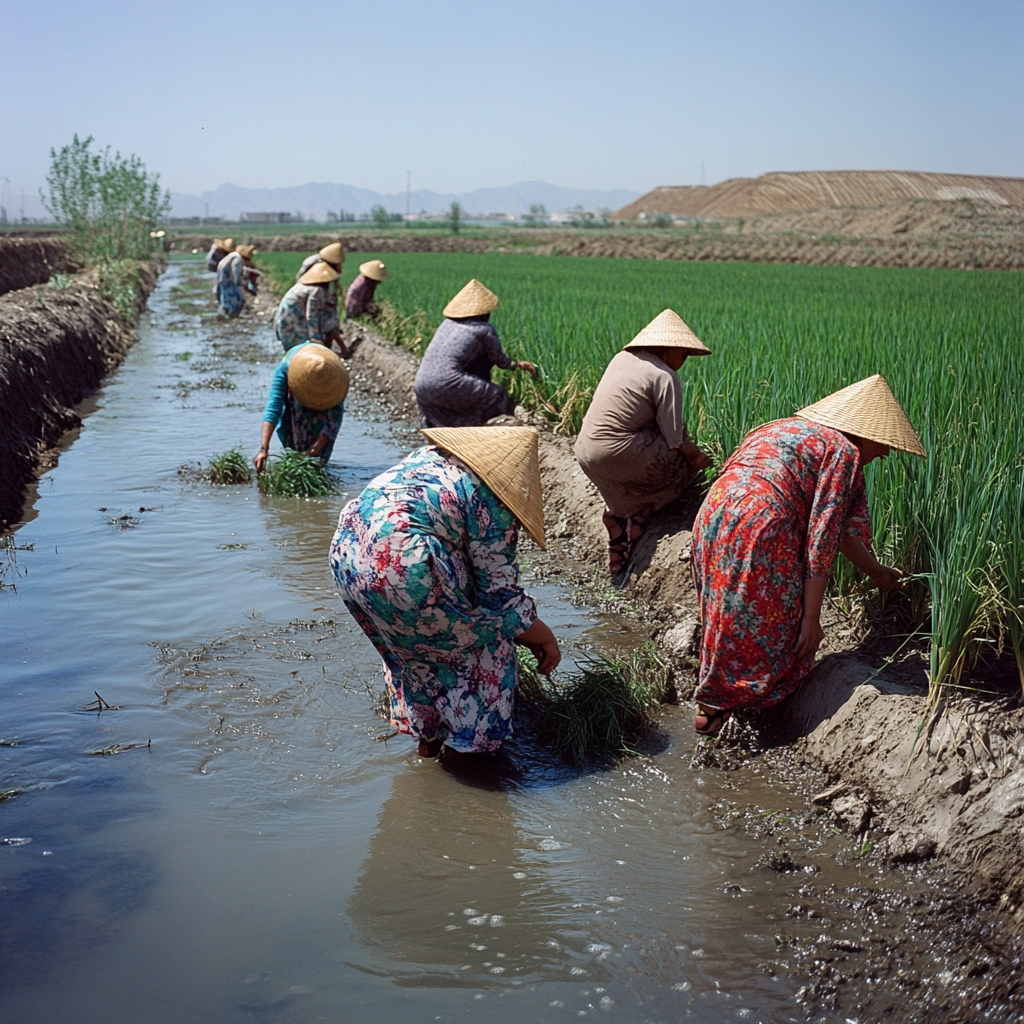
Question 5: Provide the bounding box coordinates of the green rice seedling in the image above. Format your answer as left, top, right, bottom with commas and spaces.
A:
257, 450, 337, 498
207, 446, 252, 485
517, 642, 670, 764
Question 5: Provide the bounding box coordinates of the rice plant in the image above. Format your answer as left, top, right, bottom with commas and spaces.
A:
257, 450, 337, 497
207, 446, 252, 485
517, 642, 670, 764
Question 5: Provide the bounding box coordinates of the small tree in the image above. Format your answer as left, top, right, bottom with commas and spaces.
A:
447, 201, 463, 234
371, 204, 392, 228
522, 203, 547, 227
42, 134, 170, 262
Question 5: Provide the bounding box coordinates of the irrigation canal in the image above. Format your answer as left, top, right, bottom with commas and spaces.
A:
2, 260, 943, 1023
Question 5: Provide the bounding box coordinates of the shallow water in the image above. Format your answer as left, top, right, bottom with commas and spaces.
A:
2, 262, 918, 1023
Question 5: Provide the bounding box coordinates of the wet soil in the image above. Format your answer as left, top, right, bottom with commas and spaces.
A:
0, 236, 70, 296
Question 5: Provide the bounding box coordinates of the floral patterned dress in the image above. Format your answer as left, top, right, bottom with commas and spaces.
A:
274, 281, 340, 351
691, 419, 871, 711
329, 447, 537, 752
216, 252, 246, 317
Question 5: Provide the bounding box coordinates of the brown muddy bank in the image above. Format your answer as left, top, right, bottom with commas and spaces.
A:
339, 320, 1024, 915
172, 200, 1024, 271
0, 258, 164, 527
0, 235, 71, 296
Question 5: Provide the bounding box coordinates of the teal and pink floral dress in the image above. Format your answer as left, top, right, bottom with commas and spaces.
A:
691, 418, 871, 711
329, 446, 537, 752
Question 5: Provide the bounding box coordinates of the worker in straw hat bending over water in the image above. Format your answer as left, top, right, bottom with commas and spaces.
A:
274, 261, 343, 353
690, 375, 925, 737
296, 240, 345, 282
574, 310, 713, 573
329, 426, 561, 765
414, 279, 539, 427
345, 260, 388, 319
206, 237, 233, 273
254, 341, 349, 471
216, 244, 257, 318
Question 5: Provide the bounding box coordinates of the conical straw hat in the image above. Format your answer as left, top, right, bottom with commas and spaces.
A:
235, 244, 256, 260
359, 259, 388, 281
623, 309, 711, 354
443, 279, 499, 318
421, 426, 546, 548
319, 241, 344, 264
300, 262, 340, 285
796, 374, 926, 457
222, 238, 235, 251
287, 344, 350, 411
212, 238, 226, 250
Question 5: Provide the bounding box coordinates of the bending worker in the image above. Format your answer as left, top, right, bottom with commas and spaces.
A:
274, 262, 342, 352
206, 237, 233, 272
216, 244, 257, 318
330, 426, 560, 764
255, 340, 348, 470
574, 310, 712, 572
690, 375, 924, 736
345, 260, 388, 319
296, 240, 344, 282
414, 279, 538, 427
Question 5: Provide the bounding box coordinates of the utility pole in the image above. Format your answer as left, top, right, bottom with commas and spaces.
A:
21, 187, 25, 223
406, 171, 411, 220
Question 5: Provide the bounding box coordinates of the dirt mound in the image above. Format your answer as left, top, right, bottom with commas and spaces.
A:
617, 170, 1024, 219
0, 236, 71, 296
0, 259, 163, 527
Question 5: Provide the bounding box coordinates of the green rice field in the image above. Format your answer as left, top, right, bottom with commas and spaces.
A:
258, 250, 1024, 699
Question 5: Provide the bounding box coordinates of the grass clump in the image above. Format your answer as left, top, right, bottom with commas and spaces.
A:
517, 642, 670, 764
208, 447, 252, 485
257, 450, 337, 497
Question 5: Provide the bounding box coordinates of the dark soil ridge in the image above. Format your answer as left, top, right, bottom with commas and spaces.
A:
0, 258, 165, 527
340, 320, 1024, 921
0, 236, 72, 296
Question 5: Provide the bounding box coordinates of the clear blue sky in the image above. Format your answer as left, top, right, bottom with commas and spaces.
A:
2, 0, 1021, 215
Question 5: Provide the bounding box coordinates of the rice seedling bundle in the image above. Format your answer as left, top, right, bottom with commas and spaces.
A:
266, 251, 1024, 699
207, 446, 252, 484
257, 450, 338, 498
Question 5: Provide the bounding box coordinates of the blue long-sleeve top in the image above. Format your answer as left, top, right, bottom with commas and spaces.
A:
262, 342, 345, 457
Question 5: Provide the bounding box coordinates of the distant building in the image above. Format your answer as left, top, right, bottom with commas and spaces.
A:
240, 212, 296, 224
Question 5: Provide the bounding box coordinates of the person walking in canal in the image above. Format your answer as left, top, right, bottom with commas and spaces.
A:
215, 244, 257, 318
273, 262, 343, 352
574, 310, 713, 573
329, 426, 561, 764
254, 341, 349, 470
345, 260, 388, 319
414, 279, 538, 427
690, 375, 925, 736
206, 237, 233, 272
296, 240, 344, 282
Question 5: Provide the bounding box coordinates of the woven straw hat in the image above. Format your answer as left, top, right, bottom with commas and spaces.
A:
359, 259, 388, 282
287, 344, 350, 411
212, 238, 226, 250
222, 238, 235, 251
796, 374, 926, 457
235, 244, 256, 260
319, 241, 344, 265
623, 310, 711, 354
300, 262, 340, 285
421, 426, 546, 548
443, 279, 499, 318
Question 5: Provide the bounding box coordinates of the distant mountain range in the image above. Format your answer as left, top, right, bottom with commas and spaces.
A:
168, 180, 642, 220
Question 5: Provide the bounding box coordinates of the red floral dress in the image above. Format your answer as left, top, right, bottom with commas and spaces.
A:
691, 419, 871, 711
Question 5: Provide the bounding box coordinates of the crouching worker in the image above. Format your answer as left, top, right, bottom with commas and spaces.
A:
345, 260, 388, 319
296, 240, 344, 282
329, 426, 561, 765
574, 310, 712, 572
274, 262, 343, 353
254, 341, 349, 471
206, 237, 233, 272
216, 244, 257, 318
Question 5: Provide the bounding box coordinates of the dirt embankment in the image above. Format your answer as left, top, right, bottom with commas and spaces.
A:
0, 259, 164, 527
340, 320, 1024, 918
170, 200, 1024, 271
0, 236, 72, 296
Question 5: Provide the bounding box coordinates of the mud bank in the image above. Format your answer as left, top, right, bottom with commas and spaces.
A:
341, 321, 1024, 909
0, 258, 164, 526
0, 236, 71, 296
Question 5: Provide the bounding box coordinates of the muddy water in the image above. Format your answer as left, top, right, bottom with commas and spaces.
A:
2, 262, 923, 1023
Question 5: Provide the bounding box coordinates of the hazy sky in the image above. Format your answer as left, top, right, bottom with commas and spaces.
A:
2, 0, 1021, 215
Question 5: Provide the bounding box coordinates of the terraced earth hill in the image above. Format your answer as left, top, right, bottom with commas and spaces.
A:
615, 170, 1024, 219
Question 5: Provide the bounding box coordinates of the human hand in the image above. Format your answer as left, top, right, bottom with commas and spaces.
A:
517, 360, 538, 377
794, 614, 825, 660
687, 450, 712, 472
871, 565, 905, 591
254, 449, 268, 473
515, 618, 562, 675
